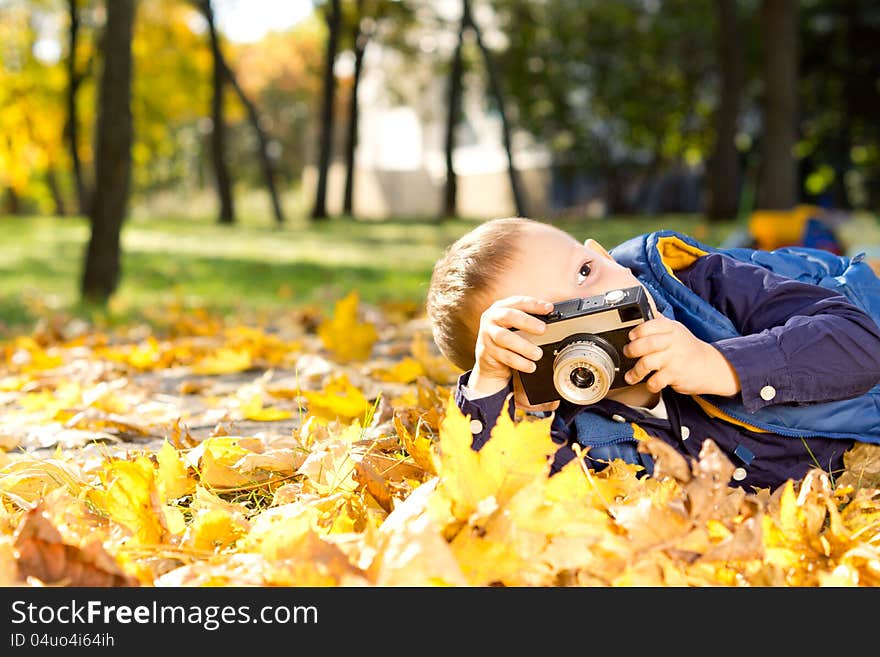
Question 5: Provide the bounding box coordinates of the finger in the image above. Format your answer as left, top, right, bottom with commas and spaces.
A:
625, 353, 665, 385
623, 333, 671, 359
628, 316, 675, 341
485, 306, 548, 335
489, 325, 544, 361
494, 296, 555, 315
489, 345, 539, 373
644, 370, 671, 394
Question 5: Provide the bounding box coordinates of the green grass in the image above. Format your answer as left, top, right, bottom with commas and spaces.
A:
0, 211, 744, 336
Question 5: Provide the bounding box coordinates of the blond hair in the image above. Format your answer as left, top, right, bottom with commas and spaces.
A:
426, 217, 541, 371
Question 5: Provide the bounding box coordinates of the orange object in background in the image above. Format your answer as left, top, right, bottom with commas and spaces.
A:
748, 204, 825, 251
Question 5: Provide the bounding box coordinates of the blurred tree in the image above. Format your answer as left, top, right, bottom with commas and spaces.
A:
311, 0, 342, 221
195, 0, 285, 225
65, 0, 91, 215
495, 0, 716, 215
706, 0, 745, 220
81, 0, 137, 302
441, 0, 526, 218
757, 0, 798, 210
0, 1, 70, 215
339, 0, 414, 217
200, 0, 235, 224
124, 0, 211, 216
799, 0, 880, 210
342, 0, 367, 217
442, 4, 466, 219
463, 0, 525, 217
232, 22, 324, 187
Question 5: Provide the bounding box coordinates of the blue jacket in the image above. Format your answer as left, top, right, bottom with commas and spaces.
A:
456, 230, 880, 490
611, 229, 880, 443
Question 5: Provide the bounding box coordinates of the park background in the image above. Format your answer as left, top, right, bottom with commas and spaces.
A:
1, 0, 880, 589
2, 0, 879, 331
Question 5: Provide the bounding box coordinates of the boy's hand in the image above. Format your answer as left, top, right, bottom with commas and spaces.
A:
622, 316, 741, 397
469, 296, 554, 396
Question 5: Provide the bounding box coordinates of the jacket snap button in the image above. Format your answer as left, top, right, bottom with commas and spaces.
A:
760, 385, 776, 401
611, 414, 626, 423
732, 467, 747, 481
469, 419, 483, 434
680, 425, 690, 440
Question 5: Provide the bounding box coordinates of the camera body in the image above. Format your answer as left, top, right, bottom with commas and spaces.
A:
516, 285, 653, 405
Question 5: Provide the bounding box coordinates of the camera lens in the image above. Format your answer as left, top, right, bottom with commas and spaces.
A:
569, 367, 595, 389
552, 340, 616, 405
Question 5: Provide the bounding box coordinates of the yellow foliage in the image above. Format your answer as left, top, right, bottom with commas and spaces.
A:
0, 298, 879, 587
91, 457, 167, 546
156, 440, 197, 502
433, 396, 557, 521
301, 373, 371, 422
191, 347, 253, 375
239, 394, 294, 421
317, 291, 378, 363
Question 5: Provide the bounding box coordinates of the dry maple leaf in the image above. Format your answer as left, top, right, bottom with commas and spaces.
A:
88, 456, 169, 546
433, 396, 557, 521
13, 503, 139, 587
317, 291, 378, 363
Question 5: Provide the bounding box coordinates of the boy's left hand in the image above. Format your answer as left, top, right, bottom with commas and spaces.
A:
622, 316, 741, 397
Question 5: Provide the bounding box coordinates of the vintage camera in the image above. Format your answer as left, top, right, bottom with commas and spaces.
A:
516, 285, 654, 405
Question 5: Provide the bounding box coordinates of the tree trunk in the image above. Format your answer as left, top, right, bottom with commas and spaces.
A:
706, 0, 745, 221
218, 55, 285, 225
81, 0, 136, 304
46, 167, 67, 216
4, 188, 20, 215
463, 0, 527, 218
757, 0, 798, 210
311, 0, 342, 221
342, 0, 367, 218
442, 9, 466, 220
202, 0, 235, 224
65, 0, 88, 216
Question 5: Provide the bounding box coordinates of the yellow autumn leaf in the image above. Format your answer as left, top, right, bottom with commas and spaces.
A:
317, 291, 378, 362
433, 396, 557, 520
195, 436, 271, 490
373, 357, 425, 383
393, 413, 436, 475
239, 503, 313, 559
0, 456, 84, 507
185, 508, 249, 552
411, 331, 462, 384
126, 336, 162, 370
240, 393, 294, 421
302, 373, 371, 422
93, 456, 167, 546
162, 505, 187, 535
156, 440, 196, 501
191, 347, 253, 375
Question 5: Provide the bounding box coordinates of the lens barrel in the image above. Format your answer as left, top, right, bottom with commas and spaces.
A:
552, 340, 616, 405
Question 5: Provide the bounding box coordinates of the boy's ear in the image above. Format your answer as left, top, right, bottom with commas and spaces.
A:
585, 238, 614, 261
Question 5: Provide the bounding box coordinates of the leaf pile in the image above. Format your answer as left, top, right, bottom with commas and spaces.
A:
1, 292, 879, 587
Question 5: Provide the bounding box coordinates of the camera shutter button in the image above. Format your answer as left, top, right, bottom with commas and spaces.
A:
604, 289, 626, 304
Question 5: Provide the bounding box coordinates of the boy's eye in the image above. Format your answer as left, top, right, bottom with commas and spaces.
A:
577, 262, 592, 284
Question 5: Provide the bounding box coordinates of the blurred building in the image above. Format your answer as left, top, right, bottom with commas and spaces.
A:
301, 1, 554, 220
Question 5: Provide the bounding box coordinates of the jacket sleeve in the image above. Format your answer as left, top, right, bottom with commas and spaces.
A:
677, 252, 880, 412
453, 371, 575, 454
453, 371, 515, 449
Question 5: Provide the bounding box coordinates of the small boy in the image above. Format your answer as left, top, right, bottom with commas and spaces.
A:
426, 217, 880, 490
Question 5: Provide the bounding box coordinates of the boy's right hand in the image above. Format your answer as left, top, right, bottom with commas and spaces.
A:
469, 296, 554, 396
